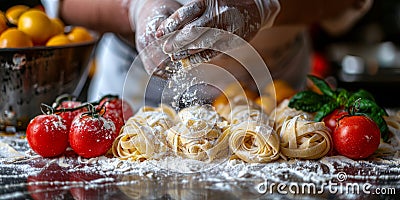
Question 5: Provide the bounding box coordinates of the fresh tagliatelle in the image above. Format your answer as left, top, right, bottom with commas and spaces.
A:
220, 96, 280, 163
111, 96, 336, 163
279, 115, 332, 160
166, 105, 230, 161
270, 99, 313, 134
217, 95, 270, 126
112, 104, 177, 161
111, 120, 167, 161
228, 121, 280, 163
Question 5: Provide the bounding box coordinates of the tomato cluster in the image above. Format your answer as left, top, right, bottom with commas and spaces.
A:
26, 95, 134, 158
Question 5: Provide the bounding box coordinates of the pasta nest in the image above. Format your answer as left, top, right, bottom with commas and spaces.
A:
166, 105, 230, 161
228, 121, 280, 163
112, 104, 177, 161
279, 115, 332, 160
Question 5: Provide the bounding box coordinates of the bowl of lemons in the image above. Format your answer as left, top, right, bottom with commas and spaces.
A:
0, 5, 99, 131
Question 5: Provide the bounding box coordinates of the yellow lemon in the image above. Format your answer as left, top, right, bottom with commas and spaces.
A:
67, 26, 93, 43
51, 18, 65, 36
18, 10, 53, 45
46, 34, 71, 46
0, 27, 33, 48
5, 5, 29, 25
0, 12, 8, 34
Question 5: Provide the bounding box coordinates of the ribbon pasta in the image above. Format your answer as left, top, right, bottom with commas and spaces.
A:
112, 104, 177, 161
279, 115, 332, 160
228, 121, 280, 163
112, 96, 338, 163
270, 99, 313, 134
166, 105, 230, 161
217, 95, 270, 126
111, 120, 168, 161
214, 94, 280, 163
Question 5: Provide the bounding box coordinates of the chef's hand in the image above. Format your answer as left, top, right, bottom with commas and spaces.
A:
129, 0, 182, 75
155, 0, 280, 64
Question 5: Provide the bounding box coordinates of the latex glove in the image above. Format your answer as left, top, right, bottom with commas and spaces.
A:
129, 0, 182, 75
155, 0, 280, 64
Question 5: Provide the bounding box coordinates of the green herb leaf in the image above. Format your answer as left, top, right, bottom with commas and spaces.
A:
348, 98, 388, 117
346, 89, 375, 107
314, 101, 340, 122
335, 88, 350, 106
288, 91, 330, 112
307, 75, 335, 98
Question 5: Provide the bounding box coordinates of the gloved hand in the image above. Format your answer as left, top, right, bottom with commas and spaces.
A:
129, 0, 182, 75
155, 0, 280, 64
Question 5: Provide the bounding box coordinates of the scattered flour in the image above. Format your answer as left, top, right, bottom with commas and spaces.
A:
1, 130, 400, 199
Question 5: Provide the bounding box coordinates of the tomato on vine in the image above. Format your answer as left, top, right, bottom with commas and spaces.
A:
26, 114, 69, 158
323, 108, 349, 132
56, 100, 86, 129
98, 96, 134, 122
97, 95, 133, 135
69, 112, 117, 158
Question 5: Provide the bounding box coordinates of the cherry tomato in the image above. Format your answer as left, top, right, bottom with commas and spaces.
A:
323, 109, 349, 132
333, 115, 381, 159
102, 111, 124, 135
69, 114, 117, 158
26, 114, 69, 157
99, 97, 134, 122
56, 100, 85, 129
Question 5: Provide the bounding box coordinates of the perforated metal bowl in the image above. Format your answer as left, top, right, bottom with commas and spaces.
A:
0, 35, 98, 131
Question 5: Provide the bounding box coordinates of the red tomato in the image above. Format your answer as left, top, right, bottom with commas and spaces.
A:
69, 114, 117, 158
323, 109, 349, 132
333, 115, 381, 159
99, 97, 134, 122
26, 114, 69, 157
102, 111, 124, 135
56, 101, 86, 129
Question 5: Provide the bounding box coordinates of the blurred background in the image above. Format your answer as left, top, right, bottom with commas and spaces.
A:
309, 0, 400, 107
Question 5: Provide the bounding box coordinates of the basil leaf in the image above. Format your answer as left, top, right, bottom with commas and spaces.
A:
346, 89, 375, 107
307, 75, 335, 98
288, 91, 330, 112
336, 88, 350, 106
314, 101, 340, 122
348, 98, 388, 117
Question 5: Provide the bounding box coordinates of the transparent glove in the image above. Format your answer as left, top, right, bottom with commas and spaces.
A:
155, 0, 280, 64
129, 0, 182, 75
